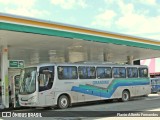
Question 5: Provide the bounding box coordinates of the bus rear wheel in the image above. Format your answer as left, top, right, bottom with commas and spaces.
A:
57, 95, 69, 109
121, 90, 130, 102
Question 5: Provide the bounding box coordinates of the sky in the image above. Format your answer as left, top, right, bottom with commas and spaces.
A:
0, 0, 160, 41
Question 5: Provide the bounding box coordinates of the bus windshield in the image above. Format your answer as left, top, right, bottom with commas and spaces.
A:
19, 67, 37, 94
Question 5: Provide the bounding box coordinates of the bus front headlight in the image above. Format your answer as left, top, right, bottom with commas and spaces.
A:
28, 96, 35, 102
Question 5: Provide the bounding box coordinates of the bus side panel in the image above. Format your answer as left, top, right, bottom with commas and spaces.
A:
109, 85, 151, 99
109, 87, 132, 99
135, 85, 151, 96
38, 89, 56, 107
70, 79, 111, 102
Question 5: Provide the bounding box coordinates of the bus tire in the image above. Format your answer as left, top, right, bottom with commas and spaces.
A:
121, 90, 130, 102
142, 94, 148, 97
57, 95, 69, 109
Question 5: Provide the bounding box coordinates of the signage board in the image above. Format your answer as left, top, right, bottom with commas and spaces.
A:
9, 60, 24, 68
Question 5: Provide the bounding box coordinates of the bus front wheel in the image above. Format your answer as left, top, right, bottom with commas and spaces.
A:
121, 90, 130, 102
57, 95, 69, 109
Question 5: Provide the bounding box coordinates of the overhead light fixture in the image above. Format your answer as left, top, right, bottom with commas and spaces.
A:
48, 50, 56, 55
74, 45, 82, 48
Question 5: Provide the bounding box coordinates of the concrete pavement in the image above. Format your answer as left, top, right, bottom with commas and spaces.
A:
0, 94, 160, 120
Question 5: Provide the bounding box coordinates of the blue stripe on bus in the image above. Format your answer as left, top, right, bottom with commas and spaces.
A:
71, 80, 150, 98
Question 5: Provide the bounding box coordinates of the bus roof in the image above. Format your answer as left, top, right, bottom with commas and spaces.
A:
25, 62, 148, 68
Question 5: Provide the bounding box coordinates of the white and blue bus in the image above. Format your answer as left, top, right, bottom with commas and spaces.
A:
151, 78, 160, 93
18, 62, 151, 109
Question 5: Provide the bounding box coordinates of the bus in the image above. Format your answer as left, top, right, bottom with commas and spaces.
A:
18, 62, 151, 109
151, 78, 160, 93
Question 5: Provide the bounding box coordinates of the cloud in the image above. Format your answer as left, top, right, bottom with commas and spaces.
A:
116, 0, 160, 39
91, 0, 134, 28
5, 7, 50, 18
117, 0, 135, 15
138, 0, 157, 5
91, 0, 160, 40
104, 0, 157, 6
51, 0, 87, 9
0, 0, 36, 8
116, 14, 160, 34
0, 0, 50, 18
91, 10, 116, 27
0, 0, 10, 4
115, 0, 160, 35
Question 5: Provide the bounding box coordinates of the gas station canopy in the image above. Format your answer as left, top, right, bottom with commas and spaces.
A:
1, 13, 160, 109
0, 13, 160, 65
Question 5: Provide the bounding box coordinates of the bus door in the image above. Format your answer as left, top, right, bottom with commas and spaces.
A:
13, 75, 20, 108
38, 66, 54, 106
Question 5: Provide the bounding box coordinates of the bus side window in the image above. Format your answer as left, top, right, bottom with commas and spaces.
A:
157, 79, 160, 85
58, 66, 78, 80
113, 67, 126, 78
97, 67, 112, 79
139, 68, 148, 78
78, 66, 96, 79
127, 67, 138, 78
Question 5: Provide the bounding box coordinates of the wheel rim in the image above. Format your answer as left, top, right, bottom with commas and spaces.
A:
123, 92, 128, 101
60, 98, 68, 108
